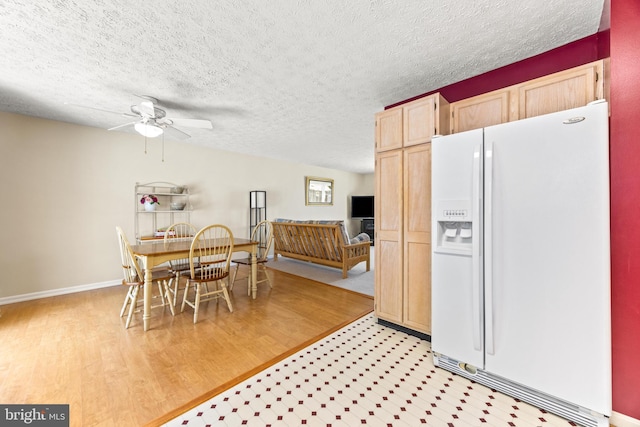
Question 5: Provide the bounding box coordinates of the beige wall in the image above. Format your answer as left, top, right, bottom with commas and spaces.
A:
0, 111, 373, 301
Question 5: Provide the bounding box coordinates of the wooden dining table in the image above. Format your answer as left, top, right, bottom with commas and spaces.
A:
129, 238, 258, 331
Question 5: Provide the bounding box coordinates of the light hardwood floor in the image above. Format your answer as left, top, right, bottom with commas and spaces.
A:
0, 268, 373, 427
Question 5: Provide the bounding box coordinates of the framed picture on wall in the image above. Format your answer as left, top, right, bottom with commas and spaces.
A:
305, 176, 333, 206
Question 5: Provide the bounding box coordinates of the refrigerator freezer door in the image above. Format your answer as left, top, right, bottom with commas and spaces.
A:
431, 129, 484, 368
483, 102, 611, 415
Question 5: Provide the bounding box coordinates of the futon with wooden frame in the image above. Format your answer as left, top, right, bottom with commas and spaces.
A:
271, 219, 371, 279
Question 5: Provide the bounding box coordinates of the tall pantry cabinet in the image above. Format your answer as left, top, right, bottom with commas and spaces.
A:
374, 94, 449, 335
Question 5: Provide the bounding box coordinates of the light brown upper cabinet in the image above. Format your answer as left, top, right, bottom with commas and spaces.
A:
375, 93, 450, 152
449, 59, 608, 134
518, 60, 606, 119
450, 87, 517, 134
375, 108, 403, 152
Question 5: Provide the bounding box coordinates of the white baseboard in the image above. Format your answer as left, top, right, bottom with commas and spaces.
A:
0, 279, 120, 306
611, 411, 640, 427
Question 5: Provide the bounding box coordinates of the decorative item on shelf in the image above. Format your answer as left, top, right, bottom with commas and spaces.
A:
140, 194, 159, 212
154, 227, 176, 237
134, 182, 192, 244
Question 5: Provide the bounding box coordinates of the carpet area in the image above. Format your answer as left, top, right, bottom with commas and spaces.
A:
264, 247, 374, 296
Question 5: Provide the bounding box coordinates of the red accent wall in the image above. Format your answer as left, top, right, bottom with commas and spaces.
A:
386, 10, 640, 420
386, 31, 609, 108
610, 0, 640, 420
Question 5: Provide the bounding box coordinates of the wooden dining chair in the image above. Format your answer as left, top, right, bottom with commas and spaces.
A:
231, 219, 273, 295
164, 222, 198, 306
116, 226, 175, 329
181, 224, 234, 323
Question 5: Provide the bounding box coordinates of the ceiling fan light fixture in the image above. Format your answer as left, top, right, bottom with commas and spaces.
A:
134, 122, 163, 138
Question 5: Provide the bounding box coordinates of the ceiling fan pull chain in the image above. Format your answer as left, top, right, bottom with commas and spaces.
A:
144, 135, 148, 154
162, 134, 165, 162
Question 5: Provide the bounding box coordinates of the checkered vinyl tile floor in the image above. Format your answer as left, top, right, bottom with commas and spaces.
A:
164, 313, 576, 427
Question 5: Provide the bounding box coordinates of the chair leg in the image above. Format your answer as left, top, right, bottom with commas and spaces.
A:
262, 265, 273, 289
229, 263, 239, 291
155, 281, 165, 309
246, 266, 271, 296
181, 280, 190, 313
172, 274, 181, 307
244, 267, 251, 296
163, 279, 176, 316
193, 284, 201, 323
221, 280, 233, 313
120, 287, 132, 318
125, 285, 140, 329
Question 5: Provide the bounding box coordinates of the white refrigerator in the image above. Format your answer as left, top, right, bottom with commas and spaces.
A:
431, 101, 611, 427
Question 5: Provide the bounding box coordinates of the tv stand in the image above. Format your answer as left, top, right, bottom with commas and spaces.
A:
360, 218, 374, 245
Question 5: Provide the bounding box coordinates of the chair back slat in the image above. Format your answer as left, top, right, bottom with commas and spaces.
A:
251, 220, 273, 261
116, 226, 143, 283
164, 222, 197, 271
190, 224, 234, 280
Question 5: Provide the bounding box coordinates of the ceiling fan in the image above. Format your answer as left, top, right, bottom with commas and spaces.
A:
66, 95, 213, 139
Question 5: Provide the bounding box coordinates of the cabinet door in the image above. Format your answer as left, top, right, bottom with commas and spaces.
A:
375, 108, 403, 152
375, 150, 404, 323
402, 144, 432, 333
518, 61, 603, 119
451, 89, 514, 133
403, 97, 436, 147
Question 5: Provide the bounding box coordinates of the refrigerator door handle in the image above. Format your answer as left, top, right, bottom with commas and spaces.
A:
472, 145, 482, 352
485, 140, 495, 355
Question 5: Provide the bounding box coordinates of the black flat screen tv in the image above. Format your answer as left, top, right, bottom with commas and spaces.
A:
351, 195, 374, 218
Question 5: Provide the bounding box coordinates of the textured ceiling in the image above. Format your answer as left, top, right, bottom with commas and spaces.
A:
0, 0, 606, 174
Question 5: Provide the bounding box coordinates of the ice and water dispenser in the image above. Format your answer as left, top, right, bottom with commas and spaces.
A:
434, 200, 474, 255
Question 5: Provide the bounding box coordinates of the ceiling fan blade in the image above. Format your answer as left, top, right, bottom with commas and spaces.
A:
138, 101, 156, 118
64, 102, 137, 118
134, 94, 159, 104
165, 117, 213, 129
108, 121, 139, 131
163, 125, 191, 140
